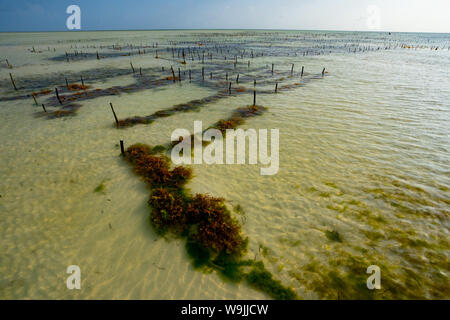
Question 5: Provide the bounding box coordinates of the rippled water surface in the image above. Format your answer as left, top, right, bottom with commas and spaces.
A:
0, 30, 449, 299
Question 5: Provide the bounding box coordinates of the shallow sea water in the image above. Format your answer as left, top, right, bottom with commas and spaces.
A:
0, 30, 449, 299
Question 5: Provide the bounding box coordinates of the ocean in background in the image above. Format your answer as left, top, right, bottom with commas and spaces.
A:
0, 30, 449, 299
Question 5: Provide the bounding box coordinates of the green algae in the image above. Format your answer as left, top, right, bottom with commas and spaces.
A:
325, 230, 343, 242
278, 236, 301, 247
361, 230, 385, 242
324, 181, 339, 189
233, 204, 245, 215
326, 203, 348, 213
259, 244, 270, 257
186, 239, 212, 270
288, 221, 449, 299
94, 182, 106, 193
245, 261, 298, 300
152, 145, 166, 154
364, 175, 448, 221
286, 177, 448, 299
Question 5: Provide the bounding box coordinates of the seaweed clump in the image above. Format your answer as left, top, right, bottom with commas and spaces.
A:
46, 103, 82, 118
124, 143, 297, 299
210, 105, 267, 134
116, 93, 228, 128
117, 116, 154, 127
67, 84, 90, 91
32, 89, 52, 97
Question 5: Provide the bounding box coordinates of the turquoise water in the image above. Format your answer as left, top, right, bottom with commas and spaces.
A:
0, 30, 449, 299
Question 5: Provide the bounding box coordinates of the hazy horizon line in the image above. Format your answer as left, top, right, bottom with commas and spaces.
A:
1, 28, 449, 35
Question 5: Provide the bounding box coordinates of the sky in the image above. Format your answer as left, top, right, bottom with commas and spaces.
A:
0, 0, 449, 33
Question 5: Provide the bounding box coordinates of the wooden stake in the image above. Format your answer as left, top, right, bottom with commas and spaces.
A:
236, 74, 239, 84
275, 82, 278, 93
65, 78, 69, 90
110, 103, 119, 126
202, 67, 204, 81
81, 75, 85, 87
253, 90, 256, 106
301, 66, 304, 77
271, 64, 274, 74
130, 62, 135, 73
291, 64, 294, 75
42, 104, 47, 112
322, 68, 326, 77
228, 82, 231, 94
189, 69, 191, 82
32, 94, 38, 105
120, 140, 125, 156
9, 73, 17, 90
55, 88, 62, 105
96, 51, 100, 60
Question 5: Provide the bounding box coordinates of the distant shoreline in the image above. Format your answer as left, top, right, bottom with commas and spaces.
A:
1, 29, 449, 35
